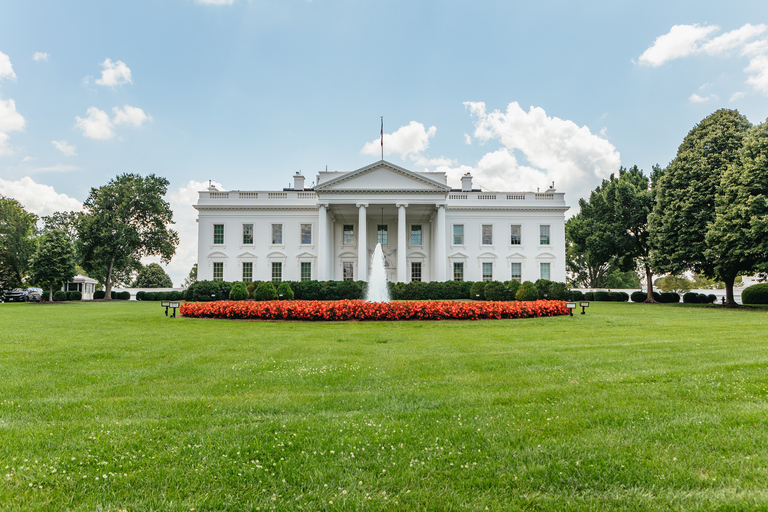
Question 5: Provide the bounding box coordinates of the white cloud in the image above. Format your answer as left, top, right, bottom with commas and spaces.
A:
362, 121, 437, 160
21, 156, 36, 163
0, 97, 25, 156
32, 52, 49, 62
730, 91, 747, 102
638, 24, 719, 67
702, 24, 767, 55
75, 107, 115, 139
0, 51, 16, 80
94, 58, 133, 87
112, 105, 152, 127
745, 54, 768, 95
440, 101, 620, 207
689, 93, 718, 103
0, 176, 82, 216
52, 140, 77, 156
30, 164, 79, 173
464, 133, 472, 145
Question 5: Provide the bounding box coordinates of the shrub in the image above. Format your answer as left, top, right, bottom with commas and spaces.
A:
484, 281, 507, 301
118, 291, 130, 300
658, 292, 680, 303
136, 291, 146, 301
548, 282, 570, 301
631, 291, 647, 302
534, 279, 554, 299
229, 282, 249, 301
246, 281, 259, 299
186, 280, 232, 301
94, 291, 106, 299
683, 292, 709, 304
255, 281, 278, 301
276, 282, 294, 300
469, 282, 486, 300
68, 291, 82, 301
584, 292, 594, 301
53, 290, 67, 301
515, 281, 539, 301
568, 289, 584, 301
143, 292, 156, 301
742, 283, 768, 305
168, 291, 183, 301
593, 291, 610, 302
707, 294, 717, 304
442, 280, 464, 300
504, 280, 521, 299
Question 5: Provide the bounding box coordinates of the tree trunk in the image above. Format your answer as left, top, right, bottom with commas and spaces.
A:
49, 284, 54, 302
724, 273, 738, 307
644, 262, 656, 302
104, 257, 115, 300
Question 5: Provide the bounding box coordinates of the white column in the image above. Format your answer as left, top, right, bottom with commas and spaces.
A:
318, 203, 328, 280
435, 204, 446, 281
397, 203, 408, 282
357, 203, 368, 281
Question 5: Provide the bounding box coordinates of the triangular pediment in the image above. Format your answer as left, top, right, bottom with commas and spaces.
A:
316, 160, 450, 192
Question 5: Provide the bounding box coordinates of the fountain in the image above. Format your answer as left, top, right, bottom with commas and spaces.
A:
365, 243, 390, 302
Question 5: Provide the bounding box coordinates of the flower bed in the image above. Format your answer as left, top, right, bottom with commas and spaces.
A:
180, 299, 569, 321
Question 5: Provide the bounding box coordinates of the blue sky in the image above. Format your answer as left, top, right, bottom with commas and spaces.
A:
1, 0, 766, 285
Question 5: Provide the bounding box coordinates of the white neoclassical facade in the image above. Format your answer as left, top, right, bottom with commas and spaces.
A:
194, 160, 569, 284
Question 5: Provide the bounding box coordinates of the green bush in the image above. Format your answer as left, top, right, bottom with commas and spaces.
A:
593, 291, 610, 301
169, 291, 183, 301
186, 280, 232, 301
608, 291, 629, 302
246, 281, 259, 299
68, 291, 82, 301
229, 282, 249, 301
504, 280, 521, 299
276, 282, 294, 300
483, 281, 507, 301
548, 282, 570, 301
584, 292, 594, 301
469, 282, 486, 300
742, 283, 768, 305
118, 291, 130, 300
136, 291, 146, 301
658, 292, 680, 303
631, 291, 647, 302
534, 279, 554, 299
255, 282, 278, 301
683, 292, 713, 304
568, 289, 584, 301
143, 292, 156, 301
707, 294, 717, 304
94, 291, 105, 299
515, 281, 539, 301
53, 290, 67, 301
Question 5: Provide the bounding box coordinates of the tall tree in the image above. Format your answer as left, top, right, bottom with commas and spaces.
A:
79, 174, 179, 298
0, 196, 38, 290
565, 186, 616, 288
650, 109, 752, 305
705, 119, 768, 302
183, 263, 197, 289
133, 262, 174, 288
29, 229, 77, 301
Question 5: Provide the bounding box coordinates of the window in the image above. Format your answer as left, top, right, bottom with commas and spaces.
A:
377, 224, 388, 245
343, 262, 354, 281
213, 262, 223, 281
411, 262, 422, 282
540, 262, 551, 280
213, 224, 224, 244
453, 225, 464, 245
242, 261, 253, 282
242, 224, 253, 245
272, 224, 283, 245
482, 262, 493, 281
510, 262, 522, 282
271, 262, 282, 282
482, 224, 493, 245
410, 225, 422, 245
343, 224, 355, 245
453, 262, 464, 281
300, 223, 312, 245
510, 225, 521, 245
301, 262, 312, 281
540, 225, 550, 245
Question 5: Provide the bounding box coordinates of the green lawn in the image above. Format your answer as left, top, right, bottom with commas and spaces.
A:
1, 301, 768, 511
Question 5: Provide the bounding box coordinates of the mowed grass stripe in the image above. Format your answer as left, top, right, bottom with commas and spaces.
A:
1, 301, 767, 511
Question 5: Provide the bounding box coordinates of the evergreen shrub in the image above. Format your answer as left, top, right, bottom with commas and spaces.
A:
229, 282, 248, 301
504, 280, 521, 299
136, 291, 145, 301
631, 291, 647, 302
515, 281, 539, 301
742, 283, 768, 305
255, 282, 278, 301
658, 292, 680, 303
118, 291, 130, 300
143, 292, 156, 301
568, 290, 584, 301
469, 282, 486, 300
94, 291, 106, 299
53, 290, 67, 301
483, 281, 507, 301
68, 291, 82, 301
276, 282, 294, 300
593, 291, 610, 301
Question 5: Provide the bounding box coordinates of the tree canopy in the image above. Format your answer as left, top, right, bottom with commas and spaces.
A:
133, 263, 174, 288
78, 174, 179, 298
650, 109, 752, 305
0, 196, 37, 290
29, 229, 77, 301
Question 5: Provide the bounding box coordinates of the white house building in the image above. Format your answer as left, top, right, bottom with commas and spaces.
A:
194, 160, 569, 284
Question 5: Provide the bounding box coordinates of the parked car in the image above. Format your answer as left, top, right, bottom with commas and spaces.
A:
3, 287, 43, 302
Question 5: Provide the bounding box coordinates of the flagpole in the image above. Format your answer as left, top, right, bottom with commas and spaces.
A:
380, 116, 383, 161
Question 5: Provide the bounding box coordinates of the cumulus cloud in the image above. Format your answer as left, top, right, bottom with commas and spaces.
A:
638, 24, 719, 67
32, 52, 49, 62
435, 101, 620, 207
52, 140, 77, 156
94, 58, 133, 87
0, 51, 16, 80
639, 23, 768, 97
362, 121, 436, 160
0, 176, 82, 216
112, 105, 152, 127
0, 97, 26, 156
689, 93, 718, 103
75, 107, 115, 139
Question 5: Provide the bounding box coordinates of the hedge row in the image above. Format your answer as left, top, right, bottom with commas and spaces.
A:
183, 279, 584, 302
136, 290, 185, 301
93, 291, 131, 300
742, 283, 768, 305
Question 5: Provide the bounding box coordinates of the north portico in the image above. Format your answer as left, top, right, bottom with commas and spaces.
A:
194, 160, 568, 284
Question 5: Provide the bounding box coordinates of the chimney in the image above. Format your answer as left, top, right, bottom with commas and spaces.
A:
207, 180, 218, 191
461, 172, 473, 192
293, 171, 305, 191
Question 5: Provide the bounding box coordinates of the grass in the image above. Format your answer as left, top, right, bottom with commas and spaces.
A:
1, 300, 768, 511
